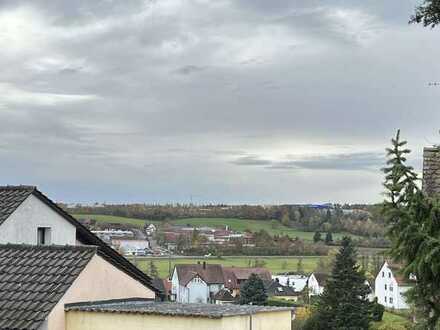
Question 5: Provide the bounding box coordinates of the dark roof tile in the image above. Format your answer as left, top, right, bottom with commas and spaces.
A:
0, 244, 96, 330
0, 186, 35, 225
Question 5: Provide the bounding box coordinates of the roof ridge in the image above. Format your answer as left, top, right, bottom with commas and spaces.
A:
0, 243, 98, 252
0, 185, 36, 190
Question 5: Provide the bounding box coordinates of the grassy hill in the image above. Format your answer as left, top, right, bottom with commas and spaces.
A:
133, 256, 326, 278
72, 214, 357, 241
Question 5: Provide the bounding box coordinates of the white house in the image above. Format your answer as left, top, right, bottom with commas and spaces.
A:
375, 261, 414, 309
0, 185, 160, 330
112, 239, 150, 256
272, 274, 308, 293
171, 263, 225, 303
308, 273, 328, 296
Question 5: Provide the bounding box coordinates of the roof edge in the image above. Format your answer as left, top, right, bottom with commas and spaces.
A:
30, 188, 160, 295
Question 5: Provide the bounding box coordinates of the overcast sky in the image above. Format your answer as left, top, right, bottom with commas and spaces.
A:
1, 0, 439, 204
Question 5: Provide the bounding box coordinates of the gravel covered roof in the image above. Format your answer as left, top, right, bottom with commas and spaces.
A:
65, 299, 292, 319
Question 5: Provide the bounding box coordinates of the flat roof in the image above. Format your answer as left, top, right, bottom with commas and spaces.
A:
65, 298, 293, 319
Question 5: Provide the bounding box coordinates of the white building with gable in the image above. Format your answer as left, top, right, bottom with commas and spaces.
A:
375, 261, 414, 309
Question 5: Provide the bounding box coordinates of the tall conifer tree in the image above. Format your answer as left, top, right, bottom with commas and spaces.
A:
383, 130, 440, 329
311, 237, 372, 329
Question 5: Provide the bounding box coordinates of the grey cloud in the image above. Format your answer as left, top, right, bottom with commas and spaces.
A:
231, 155, 273, 166
174, 65, 207, 76
0, 0, 435, 203
232, 152, 384, 171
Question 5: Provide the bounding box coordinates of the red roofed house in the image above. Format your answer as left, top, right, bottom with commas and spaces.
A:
171, 262, 225, 303
223, 267, 272, 297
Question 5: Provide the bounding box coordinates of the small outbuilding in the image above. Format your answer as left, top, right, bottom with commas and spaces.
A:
65, 299, 293, 330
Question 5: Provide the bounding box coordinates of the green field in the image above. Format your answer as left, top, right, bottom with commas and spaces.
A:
370, 311, 411, 329
72, 214, 356, 241
132, 256, 326, 278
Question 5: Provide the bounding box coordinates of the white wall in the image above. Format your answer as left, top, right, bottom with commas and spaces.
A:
374, 262, 409, 309
187, 277, 209, 303
308, 274, 323, 296
0, 194, 76, 245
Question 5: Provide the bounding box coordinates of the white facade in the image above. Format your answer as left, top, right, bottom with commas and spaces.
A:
375, 262, 410, 309
0, 194, 77, 245
308, 274, 324, 296
171, 269, 224, 304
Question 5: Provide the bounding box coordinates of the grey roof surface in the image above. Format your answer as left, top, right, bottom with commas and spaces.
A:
0, 244, 96, 330
0, 186, 35, 225
65, 299, 292, 318
0, 185, 159, 295
264, 280, 298, 297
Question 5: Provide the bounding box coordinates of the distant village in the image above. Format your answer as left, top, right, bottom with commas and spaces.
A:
0, 139, 434, 330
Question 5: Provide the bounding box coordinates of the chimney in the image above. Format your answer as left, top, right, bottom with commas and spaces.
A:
203, 261, 206, 269
423, 146, 440, 196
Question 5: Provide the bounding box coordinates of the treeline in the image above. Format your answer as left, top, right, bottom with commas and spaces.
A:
66, 203, 386, 238
178, 230, 330, 257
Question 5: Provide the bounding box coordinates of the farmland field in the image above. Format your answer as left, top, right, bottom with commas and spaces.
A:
132, 256, 327, 278
72, 214, 357, 241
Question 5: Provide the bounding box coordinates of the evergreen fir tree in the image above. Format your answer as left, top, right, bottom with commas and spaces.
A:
410, 0, 440, 28
383, 130, 440, 329
313, 231, 322, 243
325, 232, 333, 244
311, 237, 372, 330
239, 273, 268, 306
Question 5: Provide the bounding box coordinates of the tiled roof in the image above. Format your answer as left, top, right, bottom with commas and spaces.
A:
213, 289, 235, 301
382, 261, 415, 287
223, 267, 272, 289
65, 299, 292, 318
0, 244, 96, 330
312, 272, 329, 285
0, 186, 35, 225
175, 264, 225, 286
0, 186, 159, 295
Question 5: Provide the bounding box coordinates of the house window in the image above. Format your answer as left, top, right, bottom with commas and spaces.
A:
382, 272, 384, 277
389, 272, 391, 278
385, 284, 387, 290
390, 297, 393, 304
390, 285, 393, 292
384, 297, 387, 303
37, 227, 51, 245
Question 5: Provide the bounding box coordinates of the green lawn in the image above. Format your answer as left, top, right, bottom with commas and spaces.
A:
72, 214, 357, 241
166, 218, 356, 241
133, 256, 326, 278
370, 311, 411, 329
